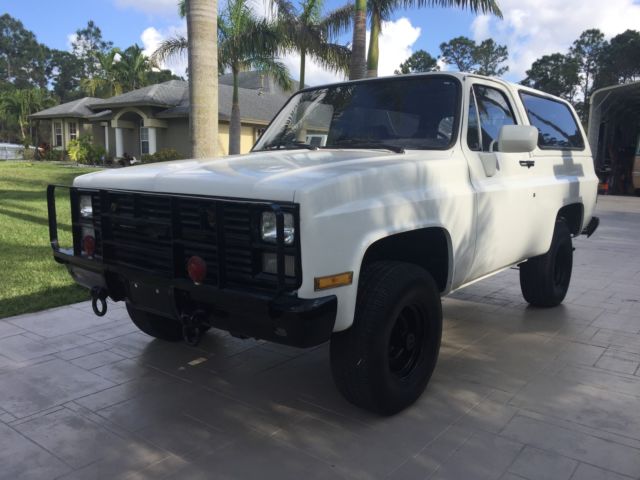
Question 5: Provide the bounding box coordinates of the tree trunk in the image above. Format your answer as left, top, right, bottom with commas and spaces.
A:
229, 67, 241, 155
299, 49, 306, 90
187, 0, 218, 158
349, 0, 367, 80
366, 9, 381, 78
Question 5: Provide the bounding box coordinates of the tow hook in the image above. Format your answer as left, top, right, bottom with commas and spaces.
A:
90, 287, 108, 317
180, 310, 207, 346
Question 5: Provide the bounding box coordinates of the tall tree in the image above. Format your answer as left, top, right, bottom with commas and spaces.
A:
71, 21, 113, 78
473, 38, 508, 76
595, 29, 640, 89
118, 45, 152, 92
48, 50, 85, 102
569, 29, 606, 120
439, 36, 508, 75
187, 0, 218, 158
439, 36, 476, 72
521, 53, 580, 102
156, 0, 290, 155
349, 0, 367, 79
0, 88, 54, 142
80, 49, 123, 98
366, 0, 502, 78
394, 50, 439, 74
0, 14, 49, 89
271, 0, 351, 89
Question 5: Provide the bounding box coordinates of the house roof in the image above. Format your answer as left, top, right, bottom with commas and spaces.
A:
30, 73, 295, 126
90, 80, 189, 109
156, 82, 291, 125
29, 97, 106, 119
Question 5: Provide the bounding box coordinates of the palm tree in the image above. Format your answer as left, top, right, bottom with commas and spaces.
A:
118, 45, 152, 92
271, 0, 352, 88
349, 0, 367, 80
0, 88, 55, 142
80, 49, 124, 97
155, 0, 292, 155
365, 0, 503, 78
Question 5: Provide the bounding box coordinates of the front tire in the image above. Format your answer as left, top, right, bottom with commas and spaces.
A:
520, 220, 573, 307
126, 303, 183, 342
330, 261, 442, 415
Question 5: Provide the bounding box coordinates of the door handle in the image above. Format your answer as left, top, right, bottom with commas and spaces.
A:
519, 160, 535, 169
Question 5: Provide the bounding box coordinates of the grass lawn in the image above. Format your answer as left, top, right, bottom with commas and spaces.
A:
0, 161, 100, 319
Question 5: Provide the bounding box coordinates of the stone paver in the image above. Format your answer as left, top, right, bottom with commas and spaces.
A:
0, 195, 639, 479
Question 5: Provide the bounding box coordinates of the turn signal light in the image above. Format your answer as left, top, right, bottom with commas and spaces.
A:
314, 271, 353, 291
82, 235, 96, 257
187, 256, 207, 284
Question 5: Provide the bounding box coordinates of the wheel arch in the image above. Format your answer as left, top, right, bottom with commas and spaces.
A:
359, 227, 452, 293
557, 203, 584, 236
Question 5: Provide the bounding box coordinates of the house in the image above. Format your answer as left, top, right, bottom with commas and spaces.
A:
30, 72, 295, 158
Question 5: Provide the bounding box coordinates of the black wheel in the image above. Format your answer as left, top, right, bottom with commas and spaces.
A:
520, 220, 573, 307
330, 261, 442, 415
126, 303, 183, 342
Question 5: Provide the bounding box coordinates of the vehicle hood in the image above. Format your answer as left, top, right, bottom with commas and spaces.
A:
73, 149, 450, 202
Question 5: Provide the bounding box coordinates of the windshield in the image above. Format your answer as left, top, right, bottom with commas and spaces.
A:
253, 76, 460, 152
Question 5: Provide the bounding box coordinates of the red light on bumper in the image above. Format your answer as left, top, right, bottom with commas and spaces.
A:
187, 256, 207, 284
82, 235, 96, 257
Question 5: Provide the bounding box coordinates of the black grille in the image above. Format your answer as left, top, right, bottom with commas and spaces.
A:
80, 189, 299, 291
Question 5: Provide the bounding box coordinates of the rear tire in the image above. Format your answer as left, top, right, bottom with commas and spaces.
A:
520, 220, 573, 307
126, 303, 183, 342
330, 261, 442, 415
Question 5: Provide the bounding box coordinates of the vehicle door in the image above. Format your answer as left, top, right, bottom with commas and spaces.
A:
462, 80, 538, 282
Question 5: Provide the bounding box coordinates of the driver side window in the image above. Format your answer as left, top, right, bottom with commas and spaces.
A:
470, 85, 516, 152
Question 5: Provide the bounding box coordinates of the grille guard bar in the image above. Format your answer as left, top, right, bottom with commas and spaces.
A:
46, 184, 301, 292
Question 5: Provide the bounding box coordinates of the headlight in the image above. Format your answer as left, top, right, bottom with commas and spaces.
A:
79, 195, 93, 218
260, 211, 294, 245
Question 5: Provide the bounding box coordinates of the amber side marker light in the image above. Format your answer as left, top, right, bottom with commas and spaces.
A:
314, 271, 353, 291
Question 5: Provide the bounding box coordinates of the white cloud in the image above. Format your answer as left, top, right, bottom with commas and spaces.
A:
141, 24, 188, 77
280, 53, 346, 87
369, 18, 422, 76
471, 0, 640, 80
114, 0, 180, 16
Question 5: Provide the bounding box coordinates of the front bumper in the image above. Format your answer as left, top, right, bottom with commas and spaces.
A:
47, 185, 336, 348
57, 250, 337, 348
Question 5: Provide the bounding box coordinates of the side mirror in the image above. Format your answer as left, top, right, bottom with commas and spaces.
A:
497, 125, 538, 153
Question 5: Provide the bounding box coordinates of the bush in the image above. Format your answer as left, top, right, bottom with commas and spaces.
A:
44, 149, 67, 161
67, 135, 103, 164
142, 148, 184, 163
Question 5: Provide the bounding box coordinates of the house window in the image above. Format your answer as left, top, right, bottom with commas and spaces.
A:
54, 122, 63, 147
140, 127, 149, 154
69, 122, 77, 141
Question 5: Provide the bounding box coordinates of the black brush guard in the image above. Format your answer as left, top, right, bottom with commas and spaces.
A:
47, 185, 336, 347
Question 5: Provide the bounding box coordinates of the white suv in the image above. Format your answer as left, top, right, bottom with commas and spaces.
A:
47, 73, 599, 414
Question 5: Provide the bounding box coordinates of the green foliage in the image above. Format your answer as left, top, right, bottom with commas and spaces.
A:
67, 135, 104, 164
0, 87, 55, 142
595, 29, 640, 88
522, 53, 580, 102
141, 148, 185, 163
439, 36, 508, 76
395, 50, 439, 74
0, 14, 50, 89
71, 20, 113, 79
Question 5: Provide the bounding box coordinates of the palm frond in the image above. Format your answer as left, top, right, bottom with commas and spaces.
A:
247, 56, 294, 91
320, 4, 354, 39
151, 36, 189, 65
405, 0, 502, 18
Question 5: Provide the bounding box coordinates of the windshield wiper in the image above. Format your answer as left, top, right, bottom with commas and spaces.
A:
328, 140, 405, 154
261, 142, 318, 151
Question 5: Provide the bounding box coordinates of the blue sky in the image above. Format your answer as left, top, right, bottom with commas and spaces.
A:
5, 0, 640, 84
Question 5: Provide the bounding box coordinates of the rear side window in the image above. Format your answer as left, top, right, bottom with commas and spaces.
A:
519, 92, 584, 150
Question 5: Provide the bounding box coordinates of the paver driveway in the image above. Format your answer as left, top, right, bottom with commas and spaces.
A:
1, 195, 639, 480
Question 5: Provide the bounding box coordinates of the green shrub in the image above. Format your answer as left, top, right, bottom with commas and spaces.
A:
67, 135, 103, 164
142, 148, 184, 163
44, 149, 67, 161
